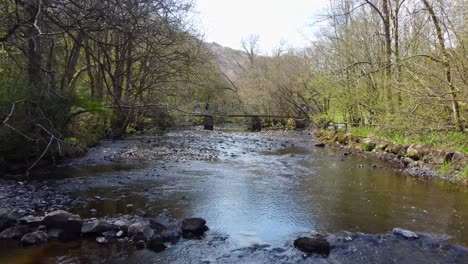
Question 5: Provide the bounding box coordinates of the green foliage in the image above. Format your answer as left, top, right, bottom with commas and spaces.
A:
286, 118, 296, 129
126, 126, 136, 134
64, 137, 79, 144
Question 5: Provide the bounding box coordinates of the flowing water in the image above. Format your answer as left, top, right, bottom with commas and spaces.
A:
1, 126, 467, 263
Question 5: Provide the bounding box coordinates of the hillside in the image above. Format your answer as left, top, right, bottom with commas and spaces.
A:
204, 42, 250, 84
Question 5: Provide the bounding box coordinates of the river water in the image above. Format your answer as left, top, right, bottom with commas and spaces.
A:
1, 126, 467, 263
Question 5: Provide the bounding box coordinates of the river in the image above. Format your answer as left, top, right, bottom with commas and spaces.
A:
1, 126, 467, 263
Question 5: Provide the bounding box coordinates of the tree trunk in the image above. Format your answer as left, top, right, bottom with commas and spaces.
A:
421, 0, 462, 131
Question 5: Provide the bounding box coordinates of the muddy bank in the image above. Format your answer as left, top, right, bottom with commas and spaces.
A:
313, 130, 467, 184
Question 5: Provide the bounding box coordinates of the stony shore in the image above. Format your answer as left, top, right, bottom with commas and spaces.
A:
313, 129, 467, 185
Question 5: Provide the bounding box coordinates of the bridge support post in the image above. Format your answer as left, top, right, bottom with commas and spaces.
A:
295, 118, 309, 129
204, 115, 213, 130
251, 116, 261, 132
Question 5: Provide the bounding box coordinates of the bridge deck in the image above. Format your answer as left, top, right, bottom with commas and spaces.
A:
183, 113, 302, 119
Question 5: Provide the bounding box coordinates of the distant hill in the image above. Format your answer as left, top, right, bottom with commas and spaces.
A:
204, 42, 250, 84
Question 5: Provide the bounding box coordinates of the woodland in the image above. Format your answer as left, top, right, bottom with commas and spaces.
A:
0, 0, 466, 175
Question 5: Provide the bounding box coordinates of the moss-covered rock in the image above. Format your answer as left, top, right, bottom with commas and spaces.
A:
385, 142, 409, 156
407, 144, 430, 161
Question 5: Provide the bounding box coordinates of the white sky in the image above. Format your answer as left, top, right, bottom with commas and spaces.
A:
195, 0, 330, 53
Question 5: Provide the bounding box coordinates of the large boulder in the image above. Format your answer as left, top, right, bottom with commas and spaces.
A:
385, 143, 409, 156
406, 144, 430, 161
21, 231, 48, 246
0, 209, 19, 232
42, 210, 83, 233
181, 218, 208, 238
81, 221, 118, 236
293, 237, 331, 256
0, 225, 32, 240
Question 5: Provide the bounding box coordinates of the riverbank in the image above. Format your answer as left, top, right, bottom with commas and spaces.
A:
313, 129, 468, 185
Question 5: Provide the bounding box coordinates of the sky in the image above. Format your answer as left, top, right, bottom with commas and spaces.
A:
195, 0, 330, 53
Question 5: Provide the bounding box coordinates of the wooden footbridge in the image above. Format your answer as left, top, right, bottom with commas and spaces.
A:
136, 102, 310, 131
180, 103, 310, 131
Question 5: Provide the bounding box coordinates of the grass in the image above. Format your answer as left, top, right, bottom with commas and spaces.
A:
457, 165, 468, 181
349, 127, 375, 137
347, 126, 467, 154
438, 162, 455, 177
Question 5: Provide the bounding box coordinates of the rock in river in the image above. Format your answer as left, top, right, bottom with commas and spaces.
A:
128, 222, 154, 242
42, 210, 83, 233
392, 228, 419, 239
19, 215, 44, 226
181, 218, 208, 238
147, 235, 166, 252
21, 231, 48, 246
81, 221, 118, 235
294, 237, 331, 256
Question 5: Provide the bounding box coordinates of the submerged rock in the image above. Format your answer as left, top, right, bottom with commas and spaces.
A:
393, 228, 419, 239
47, 228, 80, 241
293, 237, 331, 256
21, 231, 48, 246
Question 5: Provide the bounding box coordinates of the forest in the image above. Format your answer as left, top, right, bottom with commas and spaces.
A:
0, 0, 467, 176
